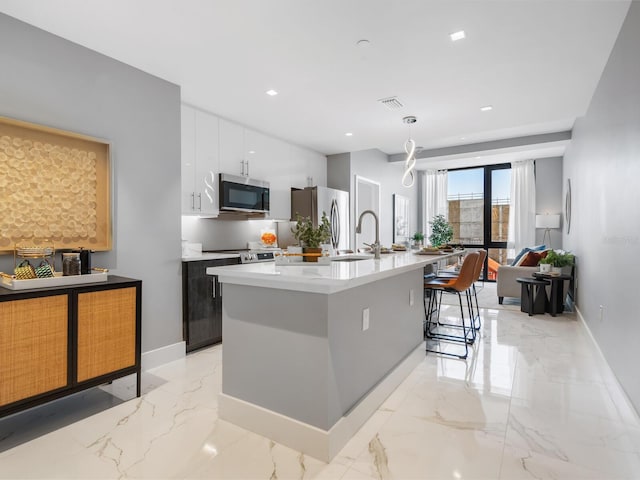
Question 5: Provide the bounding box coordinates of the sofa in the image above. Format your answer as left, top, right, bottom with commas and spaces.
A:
497, 246, 573, 305
497, 264, 540, 304
497, 245, 549, 304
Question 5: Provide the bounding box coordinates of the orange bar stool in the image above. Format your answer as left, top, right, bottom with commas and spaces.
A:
427, 249, 487, 331
423, 251, 479, 359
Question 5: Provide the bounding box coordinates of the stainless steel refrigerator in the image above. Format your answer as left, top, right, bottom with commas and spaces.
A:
291, 186, 350, 251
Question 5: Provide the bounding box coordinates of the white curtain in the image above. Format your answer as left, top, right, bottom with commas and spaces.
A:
422, 169, 448, 240
507, 159, 536, 254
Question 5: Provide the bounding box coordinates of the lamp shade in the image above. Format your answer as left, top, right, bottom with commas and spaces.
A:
535, 214, 561, 229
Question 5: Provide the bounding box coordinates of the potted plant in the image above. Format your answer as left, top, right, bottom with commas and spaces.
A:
429, 214, 454, 248
411, 232, 425, 249
291, 213, 331, 262
538, 255, 553, 273
541, 249, 574, 274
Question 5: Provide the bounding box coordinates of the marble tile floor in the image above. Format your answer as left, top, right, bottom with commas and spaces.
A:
1, 284, 640, 479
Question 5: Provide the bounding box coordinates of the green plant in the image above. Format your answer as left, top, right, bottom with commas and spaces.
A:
412, 232, 425, 244
541, 249, 574, 267
291, 212, 331, 248
428, 214, 453, 247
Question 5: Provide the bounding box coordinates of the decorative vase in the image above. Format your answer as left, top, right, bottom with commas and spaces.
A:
303, 247, 322, 262
539, 263, 551, 273
551, 266, 562, 274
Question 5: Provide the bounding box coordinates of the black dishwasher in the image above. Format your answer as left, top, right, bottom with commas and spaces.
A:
182, 257, 239, 352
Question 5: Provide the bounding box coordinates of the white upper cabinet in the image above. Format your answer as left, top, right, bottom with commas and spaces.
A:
182, 104, 327, 219
219, 119, 246, 177
194, 110, 219, 215
181, 105, 220, 216
243, 128, 272, 181
290, 145, 327, 189
181, 105, 197, 214
305, 150, 327, 188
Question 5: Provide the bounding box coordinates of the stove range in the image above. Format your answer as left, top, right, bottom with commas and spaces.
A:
203, 248, 280, 264
240, 249, 281, 264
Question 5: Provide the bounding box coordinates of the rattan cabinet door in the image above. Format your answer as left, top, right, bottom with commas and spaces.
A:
0, 295, 68, 407
76, 287, 136, 382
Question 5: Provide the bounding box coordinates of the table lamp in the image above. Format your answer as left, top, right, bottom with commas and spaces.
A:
535, 214, 561, 248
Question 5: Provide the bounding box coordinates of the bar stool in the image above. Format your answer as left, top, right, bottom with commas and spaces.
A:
431, 249, 486, 331
423, 252, 479, 359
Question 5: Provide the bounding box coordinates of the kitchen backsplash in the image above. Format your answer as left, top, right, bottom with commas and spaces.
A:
181, 216, 297, 251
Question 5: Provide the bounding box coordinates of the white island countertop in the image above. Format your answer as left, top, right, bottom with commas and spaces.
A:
206, 250, 465, 294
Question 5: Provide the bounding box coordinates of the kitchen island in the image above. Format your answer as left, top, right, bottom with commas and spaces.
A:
206, 250, 463, 461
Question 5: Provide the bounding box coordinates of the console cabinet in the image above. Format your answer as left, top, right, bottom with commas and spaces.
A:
0, 276, 141, 419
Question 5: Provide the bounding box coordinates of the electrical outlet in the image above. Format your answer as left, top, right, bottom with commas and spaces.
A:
409, 289, 415, 306
362, 308, 370, 331
599, 305, 604, 322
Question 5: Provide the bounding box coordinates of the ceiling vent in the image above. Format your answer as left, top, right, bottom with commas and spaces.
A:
378, 96, 404, 110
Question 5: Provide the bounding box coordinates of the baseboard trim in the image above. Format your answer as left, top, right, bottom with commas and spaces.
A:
141, 341, 186, 371
219, 344, 424, 462
576, 307, 640, 424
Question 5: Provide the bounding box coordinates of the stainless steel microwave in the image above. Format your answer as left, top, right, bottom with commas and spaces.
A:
219, 173, 270, 213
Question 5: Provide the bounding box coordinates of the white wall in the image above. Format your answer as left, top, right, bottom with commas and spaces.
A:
563, 1, 640, 412
0, 14, 183, 355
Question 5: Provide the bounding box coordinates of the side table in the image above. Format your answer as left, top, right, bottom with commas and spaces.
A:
517, 277, 550, 316
533, 272, 572, 316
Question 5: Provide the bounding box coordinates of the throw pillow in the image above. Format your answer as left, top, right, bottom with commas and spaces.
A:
510, 244, 547, 266
518, 250, 548, 267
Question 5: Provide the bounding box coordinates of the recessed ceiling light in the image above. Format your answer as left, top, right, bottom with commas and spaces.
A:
248, 150, 256, 154
450, 30, 466, 42
265, 89, 278, 96
345, 132, 353, 137
460, 136, 466, 140
356, 39, 370, 48
480, 105, 493, 112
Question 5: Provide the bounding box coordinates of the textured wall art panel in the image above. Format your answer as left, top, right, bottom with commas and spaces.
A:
0, 117, 111, 252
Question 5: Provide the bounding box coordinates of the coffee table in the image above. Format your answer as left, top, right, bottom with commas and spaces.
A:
517, 277, 550, 316
533, 272, 572, 316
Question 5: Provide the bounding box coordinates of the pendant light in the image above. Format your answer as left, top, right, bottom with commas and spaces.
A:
401, 116, 417, 188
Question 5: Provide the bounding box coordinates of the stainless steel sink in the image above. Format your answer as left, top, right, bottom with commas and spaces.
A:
331, 255, 371, 262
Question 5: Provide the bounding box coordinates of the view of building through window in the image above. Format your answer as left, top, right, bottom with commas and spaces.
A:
447, 166, 511, 280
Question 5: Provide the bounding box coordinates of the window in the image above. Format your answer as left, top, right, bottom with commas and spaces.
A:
447, 164, 511, 281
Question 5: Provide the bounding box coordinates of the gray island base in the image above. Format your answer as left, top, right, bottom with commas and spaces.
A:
208, 252, 457, 461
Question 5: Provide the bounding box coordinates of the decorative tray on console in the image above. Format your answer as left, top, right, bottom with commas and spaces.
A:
0, 271, 108, 290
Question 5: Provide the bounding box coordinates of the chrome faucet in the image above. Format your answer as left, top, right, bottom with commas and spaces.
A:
356, 210, 380, 259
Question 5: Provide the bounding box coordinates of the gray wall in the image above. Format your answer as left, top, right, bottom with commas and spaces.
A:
327, 152, 351, 193
563, 2, 640, 412
534, 157, 564, 248
327, 149, 419, 249
0, 14, 183, 354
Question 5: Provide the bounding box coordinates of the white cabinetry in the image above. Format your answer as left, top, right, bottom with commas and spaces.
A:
290, 145, 327, 189
243, 128, 271, 181
183, 105, 327, 219
181, 105, 220, 216
305, 149, 327, 188
219, 119, 246, 177
194, 110, 219, 215
181, 105, 197, 213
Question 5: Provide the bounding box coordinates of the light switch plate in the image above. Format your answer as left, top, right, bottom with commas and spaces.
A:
409, 289, 414, 306
362, 308, 370, 331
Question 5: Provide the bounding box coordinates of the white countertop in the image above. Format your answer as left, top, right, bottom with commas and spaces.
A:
206, 250, 465, 294
182, 252, 240, 262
